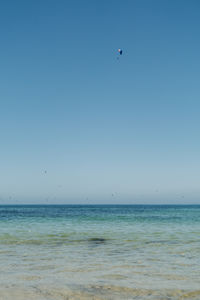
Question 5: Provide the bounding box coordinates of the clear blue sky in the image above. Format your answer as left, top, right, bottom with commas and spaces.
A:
1, 0, 200, 204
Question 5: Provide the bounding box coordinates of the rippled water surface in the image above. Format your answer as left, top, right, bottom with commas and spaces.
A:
0, 205, 200, 299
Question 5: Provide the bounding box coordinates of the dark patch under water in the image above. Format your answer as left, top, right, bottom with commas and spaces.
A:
88, 237, 107, 245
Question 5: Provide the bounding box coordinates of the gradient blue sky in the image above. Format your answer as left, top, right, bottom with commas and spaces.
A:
1, 0, 200, 204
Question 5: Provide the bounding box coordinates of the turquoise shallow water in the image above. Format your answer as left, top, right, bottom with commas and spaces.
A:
0, 205, 200, 299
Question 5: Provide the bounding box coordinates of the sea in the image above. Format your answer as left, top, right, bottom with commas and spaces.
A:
0, 205, 200, 300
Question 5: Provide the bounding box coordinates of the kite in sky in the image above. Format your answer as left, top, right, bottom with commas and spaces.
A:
117, 49, 123, 59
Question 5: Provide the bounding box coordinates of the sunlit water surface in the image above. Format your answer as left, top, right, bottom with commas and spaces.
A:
0, 205, 200, 299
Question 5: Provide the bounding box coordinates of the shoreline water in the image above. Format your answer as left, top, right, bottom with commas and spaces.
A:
1, 205, 200, 299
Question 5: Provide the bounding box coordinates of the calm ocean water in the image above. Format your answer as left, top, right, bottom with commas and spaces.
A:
0, 205, 200, 299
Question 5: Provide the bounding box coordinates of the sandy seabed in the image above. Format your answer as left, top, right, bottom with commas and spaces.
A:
1, 285, 200, 300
